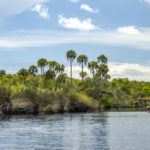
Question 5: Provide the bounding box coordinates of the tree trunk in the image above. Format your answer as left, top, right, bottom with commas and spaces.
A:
93, 73, 95, 85
70, 61, 72, 85
43, 67, 44, 75
82, 62, 83, 82
41, 67, 42, 75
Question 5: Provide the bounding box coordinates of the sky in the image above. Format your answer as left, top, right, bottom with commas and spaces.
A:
0, 0, 150, 81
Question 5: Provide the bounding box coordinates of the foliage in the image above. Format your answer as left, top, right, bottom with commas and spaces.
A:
0, 51, 149, 115
45, 69, 56, 79
0, 70, 6, 77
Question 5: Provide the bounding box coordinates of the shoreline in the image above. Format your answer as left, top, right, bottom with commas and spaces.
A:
0, 106, 147, 117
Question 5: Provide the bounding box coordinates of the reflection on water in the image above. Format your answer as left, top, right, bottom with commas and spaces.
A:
0, 112, 150, 150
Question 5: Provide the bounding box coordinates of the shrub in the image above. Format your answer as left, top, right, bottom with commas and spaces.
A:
0, 85, 11, 105
64, 91, 98, 112
44, 104, 57, 114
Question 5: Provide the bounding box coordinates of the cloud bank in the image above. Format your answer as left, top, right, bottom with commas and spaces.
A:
65, 62, 150, 81
0, 27, 150, 50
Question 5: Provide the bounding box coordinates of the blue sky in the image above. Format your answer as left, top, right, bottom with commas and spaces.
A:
0, 0, 150, 80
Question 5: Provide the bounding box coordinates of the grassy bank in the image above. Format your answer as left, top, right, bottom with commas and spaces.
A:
0, 75, 149, 115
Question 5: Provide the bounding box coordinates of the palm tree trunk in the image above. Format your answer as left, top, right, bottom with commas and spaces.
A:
43, 67, 44, 75
93, 73, 95, 86
70, 61, 72, 85
82, 62, 83, 82
41, 67, 42, 75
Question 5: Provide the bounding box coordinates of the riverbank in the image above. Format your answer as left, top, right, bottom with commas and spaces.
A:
0, 98, 146, 116
0, 87, 100, 116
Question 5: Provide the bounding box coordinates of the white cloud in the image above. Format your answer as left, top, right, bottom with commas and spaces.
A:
109, 62, 150, 81
58, 15, 98, 31
65, 62, 150, 81
69, 0, 79, 3
80, 4, 99, 13
0, 0, 50, 18
117, 26, 140, 35
0, 27, 150, 50
31, 4, 50, 19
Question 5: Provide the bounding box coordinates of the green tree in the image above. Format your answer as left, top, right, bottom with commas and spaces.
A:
98, 64, 109, 79
45, 69, 56, 79
28, 65, 38, 76
37, 58, 47, 75
17, 68, 28, 83
79, 72, 87, 81
66, 50, 77, 85
56, 73, 67, 88
88, 61, 98, 81
55, 64, 65, 75
77, 55, 88, 82
97, 54, 108, 65
47, 61, 57, 70
0, 70, 6, 77
97, 55, 109, 81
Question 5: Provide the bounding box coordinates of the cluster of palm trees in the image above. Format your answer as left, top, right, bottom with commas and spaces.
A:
37, 59, 65, 76
17, 49, 109, 85
66, 49, 109, 84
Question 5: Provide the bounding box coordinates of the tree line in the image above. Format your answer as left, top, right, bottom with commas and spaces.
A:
15, 49, 109, 86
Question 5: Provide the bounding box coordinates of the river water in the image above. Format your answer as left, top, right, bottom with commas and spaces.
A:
0, 112, 150, 150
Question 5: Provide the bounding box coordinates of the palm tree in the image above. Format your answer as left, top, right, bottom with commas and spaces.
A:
60, 64, 65, 74
66, 50, 77, 85
37, 58, 47, 75
97, 55, 109, 79
56, 73, 67, 89
47, 61, 57, 70
79, 71, 87, 81
55, 64, 65, 75
88, 61, 98, 81
97, 54, 108, 65
28, 65, 38, 76
77, 55, 88, 82
98, 64, 109, 79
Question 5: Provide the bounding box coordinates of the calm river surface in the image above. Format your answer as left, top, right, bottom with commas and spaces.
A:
0, 112, 150, 150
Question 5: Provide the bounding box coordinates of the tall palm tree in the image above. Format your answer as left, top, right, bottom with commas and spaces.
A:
37, 58, 47, 75
97, 55, 109, 79
77, 55, 88, 82
97, 54, 108, 65
28, 65, 38, 76
66, 50, 77, 85
88, 61, 98, 81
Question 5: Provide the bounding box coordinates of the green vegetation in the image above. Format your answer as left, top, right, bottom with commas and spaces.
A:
0, 50, 149, 115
